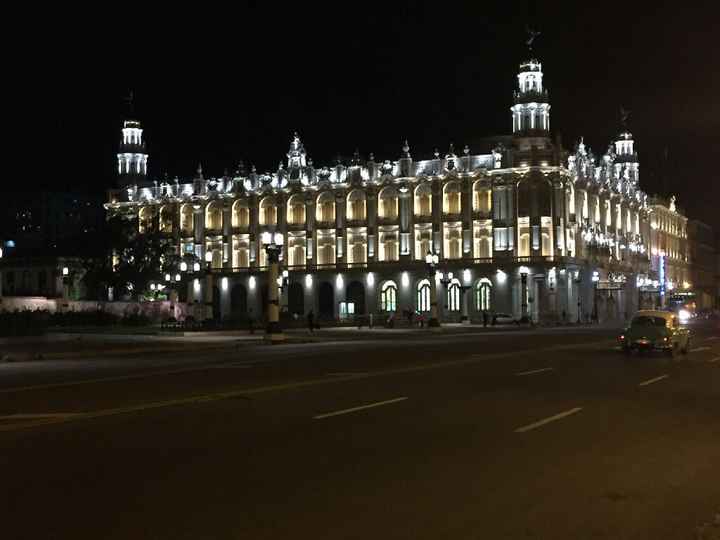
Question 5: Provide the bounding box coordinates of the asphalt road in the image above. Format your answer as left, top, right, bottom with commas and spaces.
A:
1, 323, 718, 539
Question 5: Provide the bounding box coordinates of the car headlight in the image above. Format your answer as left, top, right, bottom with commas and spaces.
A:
678, 309, 691, 323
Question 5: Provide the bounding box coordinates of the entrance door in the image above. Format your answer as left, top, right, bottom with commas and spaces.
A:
319, 282, 334, 319
288, 282, 304, 316
346, 281, 365, 314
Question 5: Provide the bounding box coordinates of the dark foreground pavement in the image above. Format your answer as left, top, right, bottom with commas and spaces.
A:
1, 323, 718, 539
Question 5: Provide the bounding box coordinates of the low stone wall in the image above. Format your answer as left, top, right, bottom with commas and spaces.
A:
0, 297, 188, 322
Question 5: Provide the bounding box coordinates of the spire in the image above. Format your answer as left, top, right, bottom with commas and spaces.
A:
525, 25, 541, 55
196, 163, 203, 178
117, 97, 149, 188
510, 52, 550, 135
402, 140, 411, 158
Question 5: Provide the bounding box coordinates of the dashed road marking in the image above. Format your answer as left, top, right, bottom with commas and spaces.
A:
690, 346, 711, 353
514, 407, 583, 433
516, 367, 554, 376
313, 397, 408, 420
638, 374, 669, 387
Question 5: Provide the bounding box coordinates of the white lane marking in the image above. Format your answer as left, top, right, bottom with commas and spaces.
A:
514, 407, 583, 433
0, 413, 81, 420
313, 397, 408, 420
691, 346, 711, 353
709, 357, 720, 364
638, 374, 669, 387
516, 367, 554, 376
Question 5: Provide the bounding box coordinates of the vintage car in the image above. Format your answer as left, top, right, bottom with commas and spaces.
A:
619, 310, 691, 356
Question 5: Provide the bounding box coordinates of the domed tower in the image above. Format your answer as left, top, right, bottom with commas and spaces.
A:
117, 93, 149, 187
510, 59, 550, 137
613, 107, 639, 186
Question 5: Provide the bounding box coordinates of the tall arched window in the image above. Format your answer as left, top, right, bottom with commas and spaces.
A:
475, 278, 492, 311
417, 279, 431, 312
180, 204, 194, 235
447, 278, 461, 311
287, 194, 306, 225
380, 281, 397, 312
232, 200, 249, 228
378, 187, 399, 219
414, 183, 432, 217
316, 192, 335, 223
205, 201, 223, 230
138, 207, 154, 234
259, 197, 277, 226
443, 181, 461, 214
347, 189, 367, 220
159, 206, 173, 233
472, 181, 491, 214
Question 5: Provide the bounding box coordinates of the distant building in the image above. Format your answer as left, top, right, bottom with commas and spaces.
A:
687, 219, 716, 309
107, 55, 669, 325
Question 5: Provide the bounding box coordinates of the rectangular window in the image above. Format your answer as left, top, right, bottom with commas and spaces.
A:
493, 228, 508, 251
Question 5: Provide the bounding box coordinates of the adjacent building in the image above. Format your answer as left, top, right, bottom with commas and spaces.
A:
687, 219, 716, 309
106, 55, 691, 324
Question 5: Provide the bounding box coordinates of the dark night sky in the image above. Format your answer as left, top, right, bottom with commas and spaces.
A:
15, 1, 720, 230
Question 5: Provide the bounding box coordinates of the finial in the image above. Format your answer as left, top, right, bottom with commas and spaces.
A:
123, 90, 135, 116
619, 106, 631, 129
448, 142, 455, 155
251, 164, 257, 173
463, 144, 470, 156
308, 157, 313, 167
525, 25, 541, 53
196, 163, 203, 176
369, 152, 375, 162
434, 148, 440, 159
278, 160, 284, 170
402, 140, 410, 157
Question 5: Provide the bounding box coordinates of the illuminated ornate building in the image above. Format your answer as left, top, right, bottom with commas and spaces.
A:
106, 56, 661, 324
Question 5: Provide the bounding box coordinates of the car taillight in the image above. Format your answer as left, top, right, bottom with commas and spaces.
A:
619, 335, 625, 340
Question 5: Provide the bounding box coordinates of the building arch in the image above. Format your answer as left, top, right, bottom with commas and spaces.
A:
316, 191, 336, 223
414, 183, 432, 217
472, 180, 491, 213
475, 278, 492, 311
288, 282, 304, 316
286, 194, 306, 225
232, 199, 249, 228
378, 186, 399, 219
446, 278, 461, 311
443, 181, 462, 214
346, 189, 367, 220
180, 204, 194, 235
159, 205, 173, 233
380, 280, 398, 312
205, 201, 223, 230
417, 278, 432, 312
138, 206, 155, 233
318, 281, 334, 319
259, 196, 277, 226
346, 281, 365, 315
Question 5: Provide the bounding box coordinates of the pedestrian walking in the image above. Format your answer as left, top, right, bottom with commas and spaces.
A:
307, 310, 315, 333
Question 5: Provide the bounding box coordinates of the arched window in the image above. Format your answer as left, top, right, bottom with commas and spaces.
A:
287, 194, 306, 225
414, 183, 432, 217
443, 181, 461, 214
259, 197, 277, 226
316, 191, 335, 223
180, 204, 194, 235
347, 189, 367, 220
138, 207, 154, 234
446, 278, 461, 311
417, 279, 431, 312
380, 281, 397, 312
159, 206, 173, 233
232, 200, 249, 228
475, 278, 492, 311
472, 181, 491, 213
205, 201, 223, 230
378, 187, 398, 219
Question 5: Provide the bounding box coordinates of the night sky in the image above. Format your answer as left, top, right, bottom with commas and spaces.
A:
17, 1, 720, 230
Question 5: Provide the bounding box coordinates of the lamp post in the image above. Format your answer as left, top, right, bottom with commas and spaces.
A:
520, 269, 529, 321
204, 251, 214, 322
591, 270, 599, 324
425, 251, 440, 328
574, 271, 582, 324
262, 231, 285, 341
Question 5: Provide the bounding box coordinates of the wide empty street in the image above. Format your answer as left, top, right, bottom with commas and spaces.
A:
1, 324, 718, 539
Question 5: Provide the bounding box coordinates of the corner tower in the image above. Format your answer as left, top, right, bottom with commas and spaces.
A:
117, 94, 149, 187
510, 59, 551, 136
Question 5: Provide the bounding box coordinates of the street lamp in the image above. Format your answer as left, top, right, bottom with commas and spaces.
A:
519, 266, 529, 321
204, 251, 214, 322
591, 270, 600, 324
262, 231, 285, 341
425, 250, 440, 328
574, 271, 582, 324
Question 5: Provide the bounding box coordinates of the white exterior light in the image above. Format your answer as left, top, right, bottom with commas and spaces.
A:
519, 266, 530, 275
221, 277, 228, 291
401, 271, 410, 288
282, 269, 289, 279
180, 262, 188, 272
273, 232, 284, 246
336, 274, 344, 290
496, 269, 507, 284
366, 272, 375, 287
205, 251, 213, 263
592, 271, 600, 283
164, 273, 171, 282
305, 274, 313, 288
249, 276, 256, 290
193, 262, 201, 272
175, 273, 181, 282
261, 231, 272, 245
463, 269, 471, 284
193, 278, 201, 292
150, 283, 156, 291
62, 267, 69, 276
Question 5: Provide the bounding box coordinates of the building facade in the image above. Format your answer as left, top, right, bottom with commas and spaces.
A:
107, 56, 662, 324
